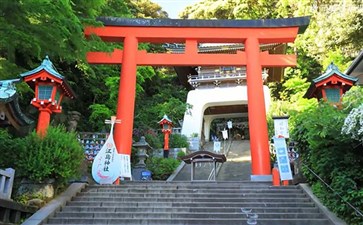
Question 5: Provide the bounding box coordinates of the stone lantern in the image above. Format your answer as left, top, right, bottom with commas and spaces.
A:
132, 136, 152, 180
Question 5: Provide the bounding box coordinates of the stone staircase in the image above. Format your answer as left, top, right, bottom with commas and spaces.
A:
41, 181, 339, 225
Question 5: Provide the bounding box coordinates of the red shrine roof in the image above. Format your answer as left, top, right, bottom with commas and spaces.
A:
304, 62, 358, 99
20, 56, 76, 99
158, 114, 173, 125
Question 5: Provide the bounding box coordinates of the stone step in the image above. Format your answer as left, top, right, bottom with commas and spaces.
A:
88, 182, 297, 189
66, 201, 316, 208
77, 192, 307, 198
83, 187, 303, 194
71, 196, 312, 203
44, 217, 333, 225
40, 182, 337, 225
54, 211, 326, 219
61, 206, 321, 213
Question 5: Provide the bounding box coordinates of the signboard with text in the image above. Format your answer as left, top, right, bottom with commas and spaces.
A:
273, 116, 289, 138
120, 154, 132, 178
273, 137, 293, 181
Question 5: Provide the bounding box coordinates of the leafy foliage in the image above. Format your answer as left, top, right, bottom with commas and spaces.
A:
291, 102, 363, 224
341, 104, 363, 144
14, 126, 84, 184
0, 129, 18, 168
342, 86, 363, 111
88, 104, 114, 131
144, 132, 163, 149
170, 134, 189, 148
180, 0, 280, 19
146, 157, 181, 180
125, 0, 168, 18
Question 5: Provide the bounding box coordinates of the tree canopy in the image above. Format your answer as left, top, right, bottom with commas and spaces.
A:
0, 0, 186, 133
180, 0, 363, 70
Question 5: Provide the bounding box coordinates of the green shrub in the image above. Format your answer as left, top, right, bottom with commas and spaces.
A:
15, 126, 84, 184
176, 150, 186, 160
145, 133, 162, 149
291, 102, 363, 225
0, 129, 18, 168
170, 133, 189, 148
146, 157, 180, 180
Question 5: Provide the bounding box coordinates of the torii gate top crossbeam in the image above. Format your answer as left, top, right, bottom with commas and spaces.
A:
85, 17, 309, 44
85, 17, 310, 66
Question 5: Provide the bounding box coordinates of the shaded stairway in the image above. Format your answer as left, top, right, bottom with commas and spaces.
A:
41, 181, 342, 225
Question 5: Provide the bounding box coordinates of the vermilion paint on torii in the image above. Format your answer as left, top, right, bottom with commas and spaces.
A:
85, 17, 310, 178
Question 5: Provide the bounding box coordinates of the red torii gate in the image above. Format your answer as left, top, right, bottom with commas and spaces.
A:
85, 17, 310, 180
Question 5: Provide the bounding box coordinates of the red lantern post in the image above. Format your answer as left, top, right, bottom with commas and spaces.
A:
20, 56, 75, 136
159, 115, 173, 158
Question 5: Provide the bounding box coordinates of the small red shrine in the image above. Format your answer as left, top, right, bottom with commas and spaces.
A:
304, 62, 358, 105
20, 56, 75, 135
159, 114, 173, 158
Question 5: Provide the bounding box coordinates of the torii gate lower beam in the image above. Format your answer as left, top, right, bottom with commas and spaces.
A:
85, 17, 310, 180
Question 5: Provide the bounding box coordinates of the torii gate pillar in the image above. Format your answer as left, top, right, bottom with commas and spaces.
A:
114, 36, 138, 155
245, 38, 271, 178
85, 16, 310, 181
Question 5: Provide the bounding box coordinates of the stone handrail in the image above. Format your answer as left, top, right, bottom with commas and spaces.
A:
0, 168, 15, 200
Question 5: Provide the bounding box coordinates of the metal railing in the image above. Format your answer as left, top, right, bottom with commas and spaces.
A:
207, 139, 233, 180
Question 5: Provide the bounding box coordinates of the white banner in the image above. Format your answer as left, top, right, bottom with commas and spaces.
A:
213, 141, 221, 152
273, 137, 293, 181
227, 120, 233, 129
222, 129, 228, 140
120, 154, 132, 178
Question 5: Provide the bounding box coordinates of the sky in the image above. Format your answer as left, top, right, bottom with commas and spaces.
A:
151, 0, 203, 19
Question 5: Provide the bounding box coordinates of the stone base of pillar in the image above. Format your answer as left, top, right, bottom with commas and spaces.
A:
250, 175, 272, 182
163, 150, 169, 158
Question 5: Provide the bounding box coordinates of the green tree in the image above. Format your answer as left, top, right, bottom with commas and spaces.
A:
180, 0, 280, 19
294, 0, 363, 66
125, 0, 168, 18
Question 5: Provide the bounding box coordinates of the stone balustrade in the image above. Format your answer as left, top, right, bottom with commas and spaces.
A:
0, 168, 37, 224
0, 168, 15, 200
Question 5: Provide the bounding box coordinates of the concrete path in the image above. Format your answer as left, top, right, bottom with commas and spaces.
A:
217, 140, 252, 181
